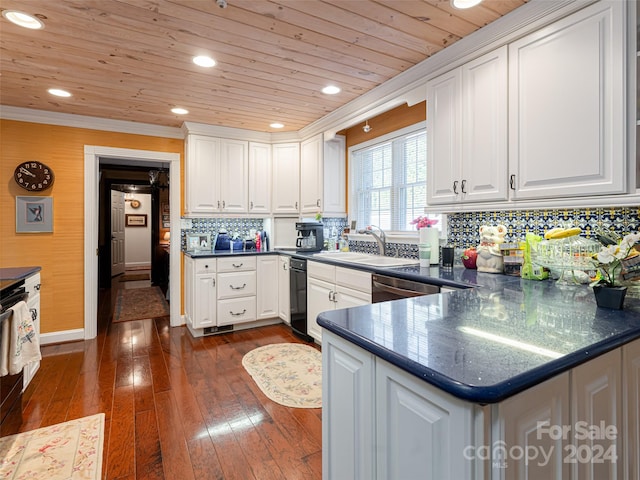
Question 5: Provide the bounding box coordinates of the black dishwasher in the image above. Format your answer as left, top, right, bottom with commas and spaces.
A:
289, 258, 313, 342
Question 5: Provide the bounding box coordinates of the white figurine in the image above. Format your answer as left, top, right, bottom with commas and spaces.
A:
476, 225, 507, 273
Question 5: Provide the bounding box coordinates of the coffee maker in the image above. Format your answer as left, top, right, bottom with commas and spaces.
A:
295, 222, 324, 252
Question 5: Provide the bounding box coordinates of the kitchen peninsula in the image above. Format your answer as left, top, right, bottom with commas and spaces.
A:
318, 271, 640, 480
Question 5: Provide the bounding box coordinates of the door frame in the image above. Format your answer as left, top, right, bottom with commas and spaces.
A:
84, 146, 181, 339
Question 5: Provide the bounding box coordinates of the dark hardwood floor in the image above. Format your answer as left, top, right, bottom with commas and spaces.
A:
5, 274, 322, 480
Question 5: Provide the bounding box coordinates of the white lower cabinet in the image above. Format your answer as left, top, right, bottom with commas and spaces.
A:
256, 255, 279, 320
23, 272, 41, 390
184, 256, 216, 329
217, 256, 256, 326
307, 262, 371, 343
323, 330, 640, 480
277, 255, 291, 324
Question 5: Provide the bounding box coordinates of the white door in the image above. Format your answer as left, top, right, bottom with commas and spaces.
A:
110, 189, 125, 276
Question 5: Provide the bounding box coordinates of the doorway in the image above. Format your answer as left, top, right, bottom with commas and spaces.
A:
84, 146, 181, 339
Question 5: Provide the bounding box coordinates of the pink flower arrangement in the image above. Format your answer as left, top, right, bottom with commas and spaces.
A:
410, 216, 439, 229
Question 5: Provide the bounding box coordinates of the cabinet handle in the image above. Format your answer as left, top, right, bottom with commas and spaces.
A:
30, 308, 37, 322
283, 263, 287, 271
461, 179, 466, 194
510, 174, 516, 190
212, 278, 216, 287
230, 309, 247, 316
35, 284, 41, 291
328, 290, 333, 302
223, 200, 226, 208
217, 200, 221, 209
332, 291, 338, 302
316, 199, 321, 207
453, 180, 459, 194
232, 263, 243, 268
250, 201, 254, 209
230, 283, 247, 290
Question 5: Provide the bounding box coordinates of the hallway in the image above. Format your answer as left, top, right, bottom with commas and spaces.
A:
7, 272, 322, 479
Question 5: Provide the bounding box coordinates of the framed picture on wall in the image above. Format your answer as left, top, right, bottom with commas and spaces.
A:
186, 233, 211, 251
16, 196, 53, 233
126, 214, 147, 227
162, 214, 170, 228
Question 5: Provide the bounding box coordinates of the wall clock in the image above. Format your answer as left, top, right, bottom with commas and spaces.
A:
130, 199, 141, 209
13, 161, 55, 191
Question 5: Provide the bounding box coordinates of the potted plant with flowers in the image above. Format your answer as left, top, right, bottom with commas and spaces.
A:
590, 231, 640, 309
410, 216, 439, 230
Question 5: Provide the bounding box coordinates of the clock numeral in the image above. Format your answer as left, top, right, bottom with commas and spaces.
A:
38, 183, 43, 188
45, 175, 50, 180
30, 162, 37, 168
44, 169, 49, 174
31, 184, 37, 189
43, 180, 48, 185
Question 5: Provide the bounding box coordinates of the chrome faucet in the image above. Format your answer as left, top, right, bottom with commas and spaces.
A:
358, 225, 386, 256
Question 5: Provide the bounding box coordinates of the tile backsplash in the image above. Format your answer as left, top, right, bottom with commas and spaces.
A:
447, 206, 640, 249
181, 218, 264, 249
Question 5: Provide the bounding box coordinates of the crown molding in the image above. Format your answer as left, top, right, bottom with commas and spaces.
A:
1, 105, 183, 139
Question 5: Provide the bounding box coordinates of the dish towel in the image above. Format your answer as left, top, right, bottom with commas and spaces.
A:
0, 301, 41, 376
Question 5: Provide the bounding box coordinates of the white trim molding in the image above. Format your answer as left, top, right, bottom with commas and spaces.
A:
2, 106, 183, 139
40, 329, 85, 346
84, 145, 182, 340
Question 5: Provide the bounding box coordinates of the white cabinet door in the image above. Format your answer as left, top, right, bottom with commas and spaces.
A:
376, 359, 474, 480
257, 256, 279, 320
272, 142, 300, 214
427, 68, 462, 205
300, 134, 323, 214
249, 142, 272, 214
335, 285, 370, 310
461, 46, 508, 203
323, 135, 346, 216
219, 139, 248, 213
278, 256, 291, 324
572, 349, 622, 480
427, 47, 508, 206
185, 134, 221, 214
184, 256, 193, 326
307, 276, 334, 343
22, 272, 41, 391
193, 274, 216, 328
494, 372, 570, 480
624, 339, 640, 480
508, 1, 625, 200
322, 331, 375, 480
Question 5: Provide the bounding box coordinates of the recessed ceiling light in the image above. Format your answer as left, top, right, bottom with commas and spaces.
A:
322, 85, 341, 95
270, 123, 284, 129
2, 10, 45, 29
171, 107, 189, 115
193, 55, 216, 68
450, 0, 483, 9
48, 88, 71, 97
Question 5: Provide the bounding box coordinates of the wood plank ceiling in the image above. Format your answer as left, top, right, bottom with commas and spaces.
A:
0, 0, 527, 132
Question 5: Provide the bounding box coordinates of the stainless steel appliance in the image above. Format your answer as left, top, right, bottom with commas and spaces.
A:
289, 258, 313, 341
371, 273, 440, 303
295, 222, 324, 253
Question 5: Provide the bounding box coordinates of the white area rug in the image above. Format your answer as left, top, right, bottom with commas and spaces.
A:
242, 343, 322, 408
0, 413, 105, 479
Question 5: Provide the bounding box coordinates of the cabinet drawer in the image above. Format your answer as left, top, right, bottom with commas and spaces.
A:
217, 271, 257, 299
217, 297, 257, 326
308, 261, 335, 283
194, 258, 216, 275
335, 267, 371, 294
217, 256, 256, 272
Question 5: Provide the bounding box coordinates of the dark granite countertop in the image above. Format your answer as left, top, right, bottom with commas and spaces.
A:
183, 249, 280, 258
318, 277, 640, 404
0, 266, 41, 296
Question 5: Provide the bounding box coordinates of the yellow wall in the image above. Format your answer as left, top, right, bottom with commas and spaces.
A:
0, 119, 183, 334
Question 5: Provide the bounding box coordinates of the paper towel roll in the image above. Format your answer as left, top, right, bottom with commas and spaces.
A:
419, 228, 440, 265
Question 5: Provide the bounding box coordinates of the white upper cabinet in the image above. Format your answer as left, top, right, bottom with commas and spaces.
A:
427, 46, 508, 205
248, 142, 272, 214
300, 133, 346, 216
508, 1, 626, 200
272, 142, 300, 214
184, 134, 249, 214
219, 139, 249, 213
185, 134, 221, 214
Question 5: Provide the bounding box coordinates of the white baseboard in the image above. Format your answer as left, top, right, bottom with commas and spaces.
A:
40, 329, 85, 345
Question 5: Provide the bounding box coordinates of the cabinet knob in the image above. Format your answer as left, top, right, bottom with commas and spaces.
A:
205, 265, 209, 269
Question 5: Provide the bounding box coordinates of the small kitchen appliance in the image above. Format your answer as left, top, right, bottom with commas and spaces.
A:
295, 222, 324, 253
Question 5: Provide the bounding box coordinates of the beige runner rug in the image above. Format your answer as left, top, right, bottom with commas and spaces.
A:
242, 343, 322, 408
0, 413, 105, 479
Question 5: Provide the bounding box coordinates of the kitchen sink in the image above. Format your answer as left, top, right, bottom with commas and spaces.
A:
311, 251, 418, 267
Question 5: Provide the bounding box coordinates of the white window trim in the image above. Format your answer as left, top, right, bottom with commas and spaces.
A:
348, 120, 445, 238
